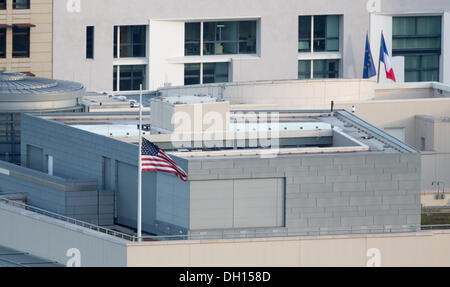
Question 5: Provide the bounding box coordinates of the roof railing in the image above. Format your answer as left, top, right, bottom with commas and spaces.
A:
2, 197, 450, 242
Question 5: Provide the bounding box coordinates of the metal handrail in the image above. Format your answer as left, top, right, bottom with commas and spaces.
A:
0, 198, 135, 241
3, 197, 450, 243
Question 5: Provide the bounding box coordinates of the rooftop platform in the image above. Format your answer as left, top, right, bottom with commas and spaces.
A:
36, 109, 418, 159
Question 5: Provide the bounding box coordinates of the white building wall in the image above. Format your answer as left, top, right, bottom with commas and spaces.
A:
149, 20, 185, 90
53, 0, 450, 92
53, 0, 372, 92
442, 12, 450, 85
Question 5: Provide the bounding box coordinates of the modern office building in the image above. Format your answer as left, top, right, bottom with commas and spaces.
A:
0, 0, 53, 77
51, 0, 450, 92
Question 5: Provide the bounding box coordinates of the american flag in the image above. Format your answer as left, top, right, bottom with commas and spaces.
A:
141, 138, 188, 182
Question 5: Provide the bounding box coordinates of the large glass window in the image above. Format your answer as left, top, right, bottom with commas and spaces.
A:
12, 26, 30, 58
185, 22, 201, 56
13, 0, 30, 9
114, 26, 146, 58
184, 63, 229, 86
404, 55, 440, 82
298, 59, 339, 79
0, 29, 5, 59
113, 65, 146, 91
185, 21, 257, 56
299, 15, 340, 52
393, 16, 441, 82
0, 0, 6, 10
203, 63, 229, 84
313, 59, 339, 78
298, 60, 311, 79
86, 26, 94, 59
184, 63, 201, 85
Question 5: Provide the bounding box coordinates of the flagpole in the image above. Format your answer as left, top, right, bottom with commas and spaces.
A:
377, 30, 383, 84
137, 84, 143, 242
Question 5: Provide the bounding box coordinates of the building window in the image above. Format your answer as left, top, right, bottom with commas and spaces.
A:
184, 21, 257, 56
86, 26, 94, 59
12, 26, 30, 58
113, 65, 146, 91
299, 15, 340, 52
114, 25, 146, 58
393, 16, 441, 82
185, 22, 201, 56
0, 0, 6, 10
184, 62, 229, 86
13, 0, 30, 9
203, 63, 229, 84
298, 59, 339, 79
184, 63, 201, 85
313, 59, 339, 78
0, 28, 5, 58
298, 60, 311, 79
404, 55, 440, 82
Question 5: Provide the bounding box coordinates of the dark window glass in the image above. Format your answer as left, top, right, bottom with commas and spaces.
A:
0, 0, 6, 10
238, 21, 257, 54
298, 60, 311, 79
12, 26, 30, 58
0, 29, 5, 58
404, 55, 439, 82
203, 63, 229, 84
313, 15, 339, 52
185, 22, 201, 56
313, 59, 339, 79
298, 16, 311, 52
114, 25, 146, 58
86, 26, 94, 59
113, 66, 117, 91
201, 21, 256, 55
184, 63, 200, 85
114, 26, 117, 58
393, 16, 441, 55
13, 0, 29, 9
114, 65, 146, 91
393, 16, 441, 82
299, 15, 339, 52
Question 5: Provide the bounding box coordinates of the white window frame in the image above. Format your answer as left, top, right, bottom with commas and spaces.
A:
298, 15, 342, 78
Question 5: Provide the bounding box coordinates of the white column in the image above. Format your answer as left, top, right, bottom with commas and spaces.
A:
441, 12, 450, 85
47, 156, 53, 176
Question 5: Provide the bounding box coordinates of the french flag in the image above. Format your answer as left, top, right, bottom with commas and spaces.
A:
380, 33, 396, 82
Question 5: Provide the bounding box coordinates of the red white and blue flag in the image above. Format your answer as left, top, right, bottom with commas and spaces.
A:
379, 33, 396, 82
141, 138, 188, 182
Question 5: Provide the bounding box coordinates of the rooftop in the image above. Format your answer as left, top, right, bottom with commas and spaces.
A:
0, 245, 61, 267
36, 109, 418, 158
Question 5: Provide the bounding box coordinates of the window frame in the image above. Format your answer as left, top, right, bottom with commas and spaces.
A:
184, 62, 229, 86
12, 26, 30, 58
404, 55, 440, 82
184, 20, 257, 57
114, 25, 147, 58
86, 26, 95, 59
298, 15, 340, 53
113, 65, 147, 91
0, 28, 6, 59
13, 0, 30, 9
392, 16, 442, 56
298, 59, 340, 80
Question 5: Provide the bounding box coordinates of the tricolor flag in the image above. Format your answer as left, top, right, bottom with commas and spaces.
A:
379, 33, 396, 82
141, 138, 188, 182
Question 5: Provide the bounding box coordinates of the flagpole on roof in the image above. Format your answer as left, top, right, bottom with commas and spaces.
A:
137, 84, 143, 242
377, 30, 383, 84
